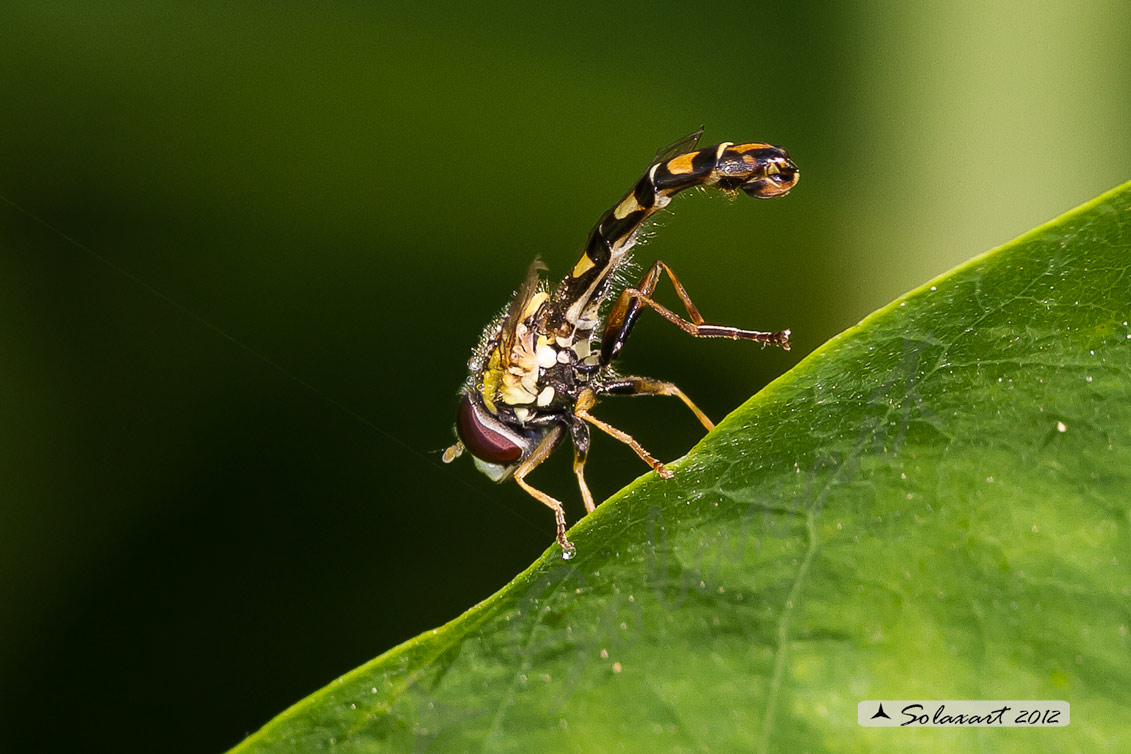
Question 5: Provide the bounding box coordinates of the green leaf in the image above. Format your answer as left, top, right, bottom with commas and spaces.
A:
231, 182, 1131, 753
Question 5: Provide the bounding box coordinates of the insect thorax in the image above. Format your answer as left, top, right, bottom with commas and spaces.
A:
467, 292, 605, 428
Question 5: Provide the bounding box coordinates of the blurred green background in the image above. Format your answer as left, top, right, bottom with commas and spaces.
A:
2, 2, 1129, 751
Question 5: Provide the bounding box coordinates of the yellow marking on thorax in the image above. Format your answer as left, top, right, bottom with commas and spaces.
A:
480, 349, 503, 414
523, 291, 549, 318
665, 151, 697, 175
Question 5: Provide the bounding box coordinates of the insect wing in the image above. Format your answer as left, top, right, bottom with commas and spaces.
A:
650, 127, 704, 166
498, 258, 547, 370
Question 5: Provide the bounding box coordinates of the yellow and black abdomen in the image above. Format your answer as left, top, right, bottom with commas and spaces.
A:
545, 141, 798, 335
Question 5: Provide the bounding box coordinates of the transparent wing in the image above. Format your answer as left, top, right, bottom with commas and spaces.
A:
499, 258, 547, 369
651, 127, 705, 166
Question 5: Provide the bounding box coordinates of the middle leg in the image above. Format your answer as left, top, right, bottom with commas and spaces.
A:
565, 416, 596, 514
574, 389, 673, 480
599, 375, 716, 432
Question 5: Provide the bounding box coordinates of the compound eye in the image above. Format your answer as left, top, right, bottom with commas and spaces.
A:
455, 394, 524, 464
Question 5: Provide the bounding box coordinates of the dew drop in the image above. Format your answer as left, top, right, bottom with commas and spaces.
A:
561, 547, 576, 560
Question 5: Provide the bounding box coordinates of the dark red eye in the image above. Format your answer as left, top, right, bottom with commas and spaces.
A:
456, 394, 523, 464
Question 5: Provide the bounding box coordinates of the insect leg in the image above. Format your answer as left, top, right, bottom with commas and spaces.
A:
513, 425, 576, 554
599, 375, 715, 432
565, 416, 596, 513
600, 260, 791, 364
574, 390, 673, 480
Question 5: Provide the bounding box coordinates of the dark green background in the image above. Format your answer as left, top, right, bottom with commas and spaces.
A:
2, 3, 1129, 752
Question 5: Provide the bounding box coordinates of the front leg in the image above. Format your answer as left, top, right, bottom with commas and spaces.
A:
512, 426, 576, 555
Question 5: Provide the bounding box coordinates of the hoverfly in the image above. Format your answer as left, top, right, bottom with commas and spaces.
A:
442, 129, 799, 557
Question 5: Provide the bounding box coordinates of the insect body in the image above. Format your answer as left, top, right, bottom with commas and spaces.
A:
443, 129, 799, 557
